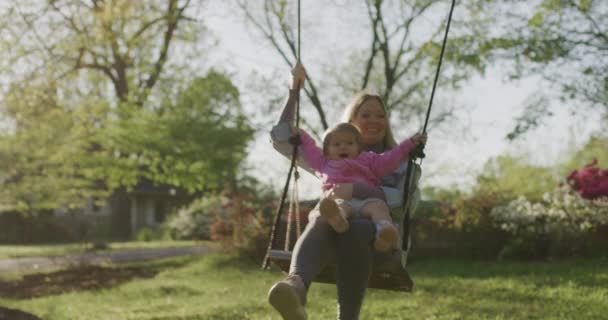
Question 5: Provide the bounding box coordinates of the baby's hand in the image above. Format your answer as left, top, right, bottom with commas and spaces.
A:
325, 184, 353, 200
410, 133, 427, 146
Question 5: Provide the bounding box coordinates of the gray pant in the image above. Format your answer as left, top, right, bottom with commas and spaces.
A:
289, 207, 376, 320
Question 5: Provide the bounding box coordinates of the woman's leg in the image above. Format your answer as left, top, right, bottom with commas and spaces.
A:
289, 209, 335, 286
335, 217, 375, 320
268, 208, 335, 320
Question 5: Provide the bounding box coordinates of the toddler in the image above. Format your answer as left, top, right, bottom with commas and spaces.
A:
298, 122, 426, 252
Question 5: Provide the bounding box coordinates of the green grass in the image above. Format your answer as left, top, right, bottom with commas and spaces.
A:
0, 240, 206, 259
1, 254, 607, 319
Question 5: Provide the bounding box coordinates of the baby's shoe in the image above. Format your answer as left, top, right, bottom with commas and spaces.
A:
319, 198, 349, 233
374, 220, 398, 252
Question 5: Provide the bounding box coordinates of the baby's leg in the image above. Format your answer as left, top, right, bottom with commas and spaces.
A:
319, 198, 350, 233
360, 200, 398, 252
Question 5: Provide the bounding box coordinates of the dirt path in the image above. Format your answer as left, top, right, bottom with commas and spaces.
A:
0, 246, 211, 274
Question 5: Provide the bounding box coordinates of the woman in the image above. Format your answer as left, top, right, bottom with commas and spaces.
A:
268, 63, 420, 320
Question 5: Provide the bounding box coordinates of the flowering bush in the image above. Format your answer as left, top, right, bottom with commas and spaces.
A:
166, 196, 221, 240
491, 184, 608, 258
208, 191, 270, 251
567, 159, 608, 199
167, 190, 273, 259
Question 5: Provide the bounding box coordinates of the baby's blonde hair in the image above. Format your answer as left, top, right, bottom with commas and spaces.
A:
322, 123, 362, 155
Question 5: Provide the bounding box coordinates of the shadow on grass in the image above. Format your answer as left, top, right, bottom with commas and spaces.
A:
0, 256, 202, 300
0, 306, 43, 320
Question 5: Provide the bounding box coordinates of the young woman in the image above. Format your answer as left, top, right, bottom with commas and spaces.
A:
268, 63, 424, 319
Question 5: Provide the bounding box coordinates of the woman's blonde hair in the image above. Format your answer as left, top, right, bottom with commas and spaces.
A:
322, 123, 362, 155
340, 90, 397, 149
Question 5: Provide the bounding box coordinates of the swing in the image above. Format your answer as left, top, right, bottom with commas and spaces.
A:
262, 0, 456, 292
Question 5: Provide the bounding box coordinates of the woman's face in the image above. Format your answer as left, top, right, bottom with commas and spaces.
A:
350, 98, 387, 146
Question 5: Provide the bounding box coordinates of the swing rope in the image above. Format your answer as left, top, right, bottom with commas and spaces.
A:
423, 0, 455, 134
262, 0, 302, 269
402, 0, 456, 251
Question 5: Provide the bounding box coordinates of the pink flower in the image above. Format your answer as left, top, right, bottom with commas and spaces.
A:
567, 159, 608, 199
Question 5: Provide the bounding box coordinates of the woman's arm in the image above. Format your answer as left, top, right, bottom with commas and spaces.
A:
269, 64, 315, 173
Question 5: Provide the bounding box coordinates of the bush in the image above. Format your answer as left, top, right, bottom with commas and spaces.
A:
208, 191, 272, 260
135, 226, 167, 242
166, 196, 220, 240
166, 189, 274, 260
567, 159, 608, 199
491, 184, 608, 259
0, 211, 76, 244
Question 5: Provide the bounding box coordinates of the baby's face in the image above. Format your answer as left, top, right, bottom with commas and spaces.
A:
327, 130, 360, 160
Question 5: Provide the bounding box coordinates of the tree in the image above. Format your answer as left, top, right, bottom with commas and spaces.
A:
0, 81, 111, 213
469, 0, 607, 139
475, 155, 559, 202
237, 0, 486, 134
103, 71, 255, 192
0, 71, 253, 214
0, 1, 255, 214
0, 0, 203, 105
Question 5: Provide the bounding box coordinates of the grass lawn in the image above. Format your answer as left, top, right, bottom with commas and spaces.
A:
1, 254, 607, 319
0, 241, 206, 260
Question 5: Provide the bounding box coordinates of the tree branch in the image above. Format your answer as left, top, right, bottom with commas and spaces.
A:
140, 0, 192, 104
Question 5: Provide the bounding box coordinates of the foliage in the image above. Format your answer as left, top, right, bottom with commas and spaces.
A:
561, 135, 608, 171
208, 190, 272, 259
0, 211, 76, 244
102, 71, 255, 192
470, 0, 608, 137
475, 155, 559, 202
0, 0, 203, 104
415, 191, 460, 229
166, 196, 221, 241
238, 0, 490, 134
0, 1, 236, 215
135, 227, 169, 242
491, 184, 608, 258
0, 70, 253, 213
429, 155, 559, 231
419, 137, 608, 259
0, 82, 111, 214
567, 159, 608, 199
168, 188, 274, 259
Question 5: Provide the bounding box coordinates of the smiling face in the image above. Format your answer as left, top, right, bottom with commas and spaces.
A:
350, 97, 387, 146
322, 123, 362, 161
325, 129, 361, 160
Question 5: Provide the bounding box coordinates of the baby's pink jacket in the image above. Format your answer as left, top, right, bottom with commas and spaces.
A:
299, 131, 416, 192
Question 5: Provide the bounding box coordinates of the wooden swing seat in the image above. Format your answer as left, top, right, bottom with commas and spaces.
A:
267, 249, 413, 292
